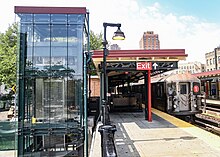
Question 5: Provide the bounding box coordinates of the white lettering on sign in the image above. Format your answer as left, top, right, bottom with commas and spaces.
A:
152, 63, 158, 70
136, 62, 152, 70
193, 85, 199, 93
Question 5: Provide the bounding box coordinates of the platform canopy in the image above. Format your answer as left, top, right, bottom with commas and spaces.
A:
193, 69, 220, 81
92, 49, 187, 86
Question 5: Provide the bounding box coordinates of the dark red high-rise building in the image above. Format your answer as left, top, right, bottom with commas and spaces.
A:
139, 31, 160, 50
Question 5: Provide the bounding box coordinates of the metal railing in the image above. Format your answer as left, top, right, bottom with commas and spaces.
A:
98, 100, 118, 157
98, 124, 117, 157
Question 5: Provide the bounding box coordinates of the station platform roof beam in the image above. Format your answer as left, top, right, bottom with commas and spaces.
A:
92, 49, 187, 73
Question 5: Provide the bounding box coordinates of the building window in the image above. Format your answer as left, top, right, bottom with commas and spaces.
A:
210, 59, 212, 65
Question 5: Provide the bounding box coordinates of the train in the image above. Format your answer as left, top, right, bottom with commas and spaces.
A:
114, 73, 203, 119
150, 73, 202, 117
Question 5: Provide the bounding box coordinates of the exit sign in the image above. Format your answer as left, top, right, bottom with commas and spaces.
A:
136, 62, 152, 70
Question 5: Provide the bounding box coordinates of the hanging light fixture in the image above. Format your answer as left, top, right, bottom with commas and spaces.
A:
112, 27, 125, 40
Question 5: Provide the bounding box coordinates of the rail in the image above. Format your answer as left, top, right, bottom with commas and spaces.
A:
195, 92, 220, 136
98, 124, 117, 157
99, 102, 117, 157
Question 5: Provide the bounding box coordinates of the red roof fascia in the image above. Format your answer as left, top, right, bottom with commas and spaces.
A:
92, 49, 187, 58
14, 6, 87, 14
193, 70, 220, 78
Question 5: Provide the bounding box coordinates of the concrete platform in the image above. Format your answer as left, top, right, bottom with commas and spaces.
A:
0, 150, 16, 157
90, 108, 220, 157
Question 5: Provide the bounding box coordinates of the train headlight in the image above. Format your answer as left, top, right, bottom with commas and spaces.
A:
194, 104, 197, 108
173, 105, 177, 108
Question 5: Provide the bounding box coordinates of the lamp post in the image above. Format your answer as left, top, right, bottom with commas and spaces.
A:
102, 22, 125, 125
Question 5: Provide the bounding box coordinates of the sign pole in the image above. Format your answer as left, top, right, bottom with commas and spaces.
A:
136, 62, 152, 121
148, 70, 152, 122
144, 72, 148, 120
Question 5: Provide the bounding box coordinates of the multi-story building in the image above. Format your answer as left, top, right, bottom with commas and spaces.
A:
163, 61, 205, 75
178, 61, 205, 74
205, 46, 220, 71
110, 44, 121, 50
139, 31, 160, 50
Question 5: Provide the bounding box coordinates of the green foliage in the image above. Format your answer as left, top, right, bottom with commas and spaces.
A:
90, 30, 103, 50
0, 23, 18, 88
89, 31, 103, 75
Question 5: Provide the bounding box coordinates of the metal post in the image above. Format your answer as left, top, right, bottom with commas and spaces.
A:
18, 33, 27, 156
202, 92, 207, 113
144, 72, 148, 120
98, 125, 117, 157
83, 11, 90, 157
144, 70, 152, 122
148, 70, 152, 122
102, 23, 122, 125
100, 22, 124, 157
102, 25, 108, 125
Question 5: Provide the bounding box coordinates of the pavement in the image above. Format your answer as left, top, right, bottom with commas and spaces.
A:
0, 150, 17, 157
90, 109, 220, 157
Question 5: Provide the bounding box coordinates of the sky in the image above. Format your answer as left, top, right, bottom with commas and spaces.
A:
1, 0, 220, 63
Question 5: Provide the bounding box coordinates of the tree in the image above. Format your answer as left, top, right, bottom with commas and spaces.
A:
88, 31, 103, 75
0, 22, 18, 88
90, 30, 103, 50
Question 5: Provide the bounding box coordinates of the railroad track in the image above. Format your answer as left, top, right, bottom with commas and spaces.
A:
201, 102, 220, 111
195, 114, 220, 136
194, 101, 220, 136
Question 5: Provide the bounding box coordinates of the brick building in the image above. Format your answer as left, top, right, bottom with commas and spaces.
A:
139, 31, 160, 50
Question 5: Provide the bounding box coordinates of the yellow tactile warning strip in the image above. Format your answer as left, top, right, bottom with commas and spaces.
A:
118, 115, 219, 156
152, 108, 193, 127
152, 108, 220, 152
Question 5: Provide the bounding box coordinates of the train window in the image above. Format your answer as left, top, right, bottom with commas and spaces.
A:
157, 84, 160, 97
167, 83, 176, 95
156, 83, 164, 98
160, 85, 163, 97
180, 84, 187, 94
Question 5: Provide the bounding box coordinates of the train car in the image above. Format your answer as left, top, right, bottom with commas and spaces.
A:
151, 73, 202, 118
114, 73, 203, 120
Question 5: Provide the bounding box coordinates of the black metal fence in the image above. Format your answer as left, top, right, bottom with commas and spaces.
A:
98, 124, 117, 157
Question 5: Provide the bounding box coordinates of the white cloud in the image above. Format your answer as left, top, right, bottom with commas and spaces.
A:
1, 0, 220, 63
0, 1, 15, 32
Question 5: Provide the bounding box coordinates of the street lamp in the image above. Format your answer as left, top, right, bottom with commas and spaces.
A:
102, 22, 125, 125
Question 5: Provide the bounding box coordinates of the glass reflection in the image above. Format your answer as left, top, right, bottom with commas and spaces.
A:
16, 12, 86, 156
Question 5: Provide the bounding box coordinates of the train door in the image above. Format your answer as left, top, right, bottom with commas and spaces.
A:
179, 83, 190, 111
